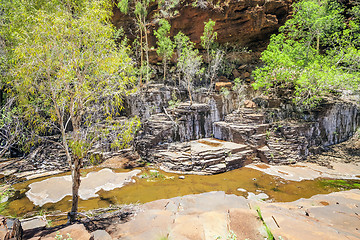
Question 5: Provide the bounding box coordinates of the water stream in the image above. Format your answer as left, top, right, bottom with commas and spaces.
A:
2, 166, 360, 225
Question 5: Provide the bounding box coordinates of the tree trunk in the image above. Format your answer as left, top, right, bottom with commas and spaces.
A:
186, 77, 193, 105
69, 156, 81, 223
139, 21, 144, 86
316, 34, 320, 53
206, 45, 213, 92
144, 20, 150, 84
163, 58, 167, 81
0, 87, 3, 106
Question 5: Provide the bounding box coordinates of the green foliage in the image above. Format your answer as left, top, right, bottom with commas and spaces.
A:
320, 179, 360, 190
110, 116, 141, 150
220, 87, 230, 97
157, 0, 180, 18
118, 0, 129, 14
168, 91, 180, 109
281, 0, 344, 51
256, 207, 274, 240
0, 185, 14, 203
155, 19, 174, 60
0, 99, 26, 156
154, 19, 175, 80
200, 19, 222, 90
253, 0, 360, 109
8, 0, 136, 151
55, 232, 72, 240
157, 236, 169, 240
200, 19, 217, 56
140, 170, 169, 181
215, 230, 237, 240
118, 0, 154, 84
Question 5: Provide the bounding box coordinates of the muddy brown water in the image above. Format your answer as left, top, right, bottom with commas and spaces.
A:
2, 167, 360, 225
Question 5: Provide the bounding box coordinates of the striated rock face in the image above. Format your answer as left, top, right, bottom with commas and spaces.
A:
261, 101, 360, 164
126, 84, 185, 120
133, 90, 243, 160
112, 0, 293, 51
155, 138, 253, 174
130, 85, 360, 171
316, 102, 360, 147
171, 102, 213, 141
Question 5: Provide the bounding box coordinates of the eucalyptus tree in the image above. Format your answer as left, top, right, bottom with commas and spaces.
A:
281, 0, 344, 53
118, 0, 154, 85
174, 32, 203, 104
200, 19, 220, 90
8, 0, 138, 222
154, 19, 174, 81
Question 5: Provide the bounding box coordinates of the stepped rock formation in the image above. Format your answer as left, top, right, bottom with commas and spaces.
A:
131, 85, 360, 174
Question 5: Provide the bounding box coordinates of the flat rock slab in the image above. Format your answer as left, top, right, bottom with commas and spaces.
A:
189, 138, 248, 154
246, 162, 360, 181
108, 191, 264, 240
21, 217, 47, 231
26, 169, 141, 206
259, 189, 360, 240
108, 190, 360, 240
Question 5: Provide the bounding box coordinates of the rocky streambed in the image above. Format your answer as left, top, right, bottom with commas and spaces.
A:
1, 154, 360, 239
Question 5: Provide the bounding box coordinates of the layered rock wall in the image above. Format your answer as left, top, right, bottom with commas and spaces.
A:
131, 85, 360, 167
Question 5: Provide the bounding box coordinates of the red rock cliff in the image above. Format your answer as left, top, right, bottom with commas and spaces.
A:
112, 0, 293, 51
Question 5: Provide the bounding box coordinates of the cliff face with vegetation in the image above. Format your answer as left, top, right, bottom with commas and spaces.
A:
112, 0, 293, 51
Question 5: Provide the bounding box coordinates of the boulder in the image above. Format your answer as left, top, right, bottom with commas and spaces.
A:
244, 100, 256, 108
215, 82, 233, 91
41, 224, 91, 240
21, 217, 47, 231
232, 69, 241, 78
0, 216, 23, 240
90, 230, 112, 240
0, 216, 8, 240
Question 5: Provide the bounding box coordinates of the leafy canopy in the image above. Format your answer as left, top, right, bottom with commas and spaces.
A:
253, 0, 360, 109
8, 0, 137, 153
154, 19, 175, 80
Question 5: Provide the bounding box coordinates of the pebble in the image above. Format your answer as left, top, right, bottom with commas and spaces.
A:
247, 192, 269, 201
237, 188, 247, 192
179, 176, 185, 179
